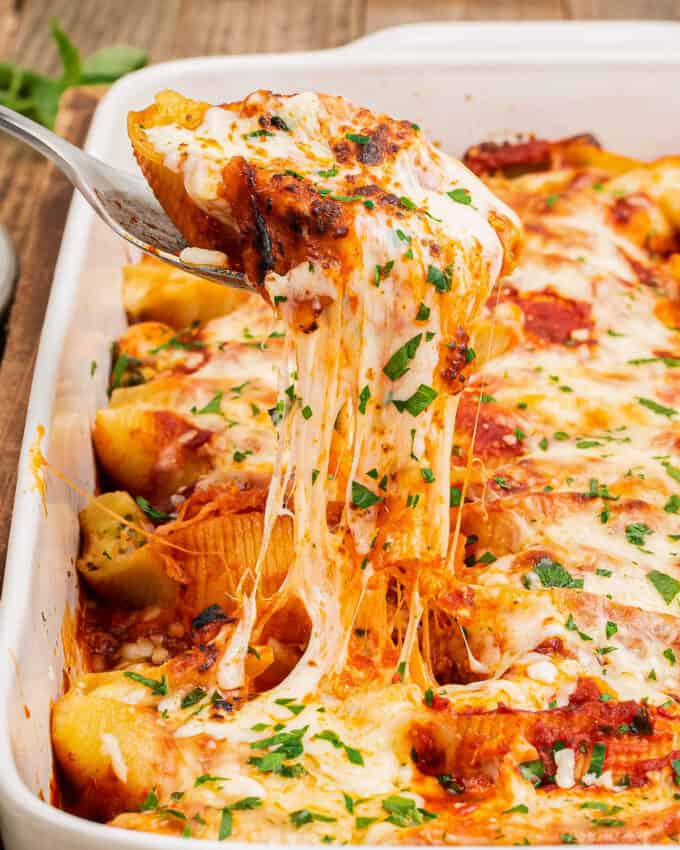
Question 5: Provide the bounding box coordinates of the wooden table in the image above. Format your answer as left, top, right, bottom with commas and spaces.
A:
0, 0, 676, 573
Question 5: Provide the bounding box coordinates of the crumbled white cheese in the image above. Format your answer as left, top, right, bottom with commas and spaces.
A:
554, 747, 575, 789
180, 246, 228, 267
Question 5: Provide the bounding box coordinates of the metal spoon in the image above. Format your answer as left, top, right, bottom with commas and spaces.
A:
0, 104, 250, 290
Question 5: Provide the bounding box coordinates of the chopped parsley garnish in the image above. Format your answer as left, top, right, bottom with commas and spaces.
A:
355, 817, 378, 829
233, 449, 252, 463
374, 259, 394, 285
638, 397, 677, 418
396, 228, 411, 243
190, 390, 223, 416
664, 647, 677, 665
243, 129, 274, 139
421, 467, 435, 483
317, 164, 338, 178
382, 795, 436, 827
519, 759, 544, 786
181, 687, 206, 709
426, 263, 453, 293
135, 496, 172, 522
301, 405, 313, 420
588, 742, 606, 777
424, 688, 434, 707
123, 671, 167, 696
351, 481, 382, 509
194, 773, 230, 787
477, 551, 497, 564
606, 621, 618, 639
393, 384, 438, 417
345, 132, 370, 144
503, 804, 529, 815
664, 494, 680, 514
648, 570, 680, 604
629, 356, 680, 367
110, 353, 130, 389
383, 333, 423, 380
248, 726, 308, 777
358, 385, 371, 414
416, 302, 430, 321
450, 486, 462, 507
140, 788, 159, 811
399, 195, 417, 210
539, 437, 549, 451
218, 808, 233, 840
290, 809, 337, 828
625, 522, 653, 547
545, 193, 559, 208
230, 380, 250, 396
313, 730, 364, 765
663, 461, 680, 483
533, 557, 583, 589
561, 834, 578, 844
447, 187, 472, 205
150, 335, 205, 354
274, 697, 306, 716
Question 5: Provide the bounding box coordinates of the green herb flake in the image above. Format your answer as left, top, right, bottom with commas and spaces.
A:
638, 397, 677, 418
647, 570, 680, 604
519, 759, 545, 786
290, 809, 337, 829
416, 302, 431, 321
351, 481, 382, 510
181, 687, 207, 709
503, 804, 529, 815
345, 132, 370, 144
447, 187, 472, 205
393, 384, 438, 417
190, 390, 224, 416
383, 333, 423, 381
123, 671, 167, 696
135, 496, 172, 522
588, 742, 606, 777
626, 522, 654, 547
533, 557, 583, 589
194, 773, 230, 787
426, 264, 453, 293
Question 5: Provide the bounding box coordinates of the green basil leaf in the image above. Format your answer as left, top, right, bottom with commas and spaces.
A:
82, 45, 147, 83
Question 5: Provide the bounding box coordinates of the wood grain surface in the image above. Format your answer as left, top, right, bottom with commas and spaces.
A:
0, 0, 676, 572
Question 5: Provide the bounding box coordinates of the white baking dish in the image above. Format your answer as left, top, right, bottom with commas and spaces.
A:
1, 20, 679, 850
